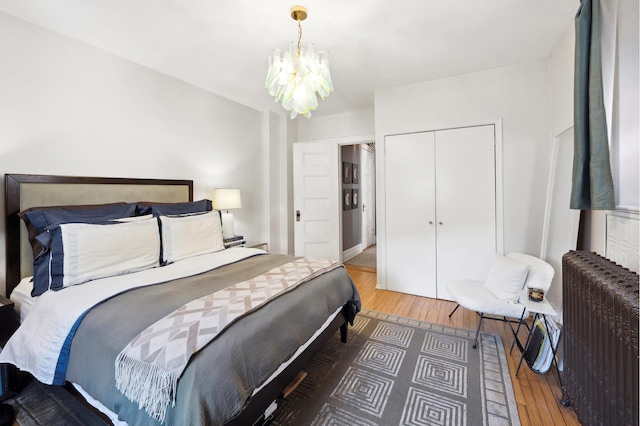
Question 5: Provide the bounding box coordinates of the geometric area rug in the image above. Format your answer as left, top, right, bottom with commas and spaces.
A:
272, 309, 521, 426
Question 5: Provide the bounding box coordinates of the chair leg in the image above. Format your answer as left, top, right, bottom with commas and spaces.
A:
472, 313, 484, 349
448, 304, 460, 318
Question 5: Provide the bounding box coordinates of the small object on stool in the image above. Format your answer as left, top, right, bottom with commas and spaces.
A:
0, 403, 15, 426
528, 287, 544, 302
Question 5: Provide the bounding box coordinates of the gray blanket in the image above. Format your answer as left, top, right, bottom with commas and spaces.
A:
65, 254, 360, 425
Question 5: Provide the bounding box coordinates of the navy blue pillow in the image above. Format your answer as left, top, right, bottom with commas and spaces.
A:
21, 203, 138, 258
23, 203, 137, 232
39, 219, 160, 294
32, 227, 60, 297
136, 199, 212, 216
31, 250, 51, 297
21, 203, 138, 296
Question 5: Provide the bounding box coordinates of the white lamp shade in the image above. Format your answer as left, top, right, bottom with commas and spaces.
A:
211, 188, 242, 210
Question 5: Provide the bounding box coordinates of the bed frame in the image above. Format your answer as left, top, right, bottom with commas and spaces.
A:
5, 174, 194, 296
4, 173, 347, 425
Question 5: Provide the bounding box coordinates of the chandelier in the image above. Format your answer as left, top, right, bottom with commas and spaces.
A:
265, 6, 333, 119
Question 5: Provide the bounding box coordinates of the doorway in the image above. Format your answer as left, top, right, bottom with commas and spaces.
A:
342, 143, 376, 270
292, 138, 376, 266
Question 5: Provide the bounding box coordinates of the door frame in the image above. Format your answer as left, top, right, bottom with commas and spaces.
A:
377, 119, 504, 291
361, 143, 376, 249
294, 134, 376, 261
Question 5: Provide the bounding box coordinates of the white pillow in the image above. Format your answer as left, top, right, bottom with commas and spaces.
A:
112, 214, 154, 222
159, 211, 225, 264
50, 217, 161, 290
483, 254, 529, 302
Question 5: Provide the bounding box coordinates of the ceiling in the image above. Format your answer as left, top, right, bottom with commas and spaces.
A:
0, 0, 579, 118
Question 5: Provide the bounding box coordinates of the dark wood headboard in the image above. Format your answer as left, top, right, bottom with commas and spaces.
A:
5, 174, 193, 297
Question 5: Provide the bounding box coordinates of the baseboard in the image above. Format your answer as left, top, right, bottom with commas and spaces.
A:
342, 244, 362, 262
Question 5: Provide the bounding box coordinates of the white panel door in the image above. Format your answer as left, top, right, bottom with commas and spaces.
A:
435, 125, 496, 300
385, 132, 437, 297
293, 142, 340, 261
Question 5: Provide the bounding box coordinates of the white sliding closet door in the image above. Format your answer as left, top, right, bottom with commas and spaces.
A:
435, 125, 496, 300
383, 125, 497, 300
385, 132, 437, 298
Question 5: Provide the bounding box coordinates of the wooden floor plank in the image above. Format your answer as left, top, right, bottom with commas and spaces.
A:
517, 403, 532, 426
345, 266, 581, 425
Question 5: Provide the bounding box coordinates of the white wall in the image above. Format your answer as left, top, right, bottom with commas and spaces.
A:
549, 24, 575, 137
285, 118, 298, 254
0, 12, 265, 295
263, 110, 291, 255
542, 23, 579, 312
376, 61, 553, 259
297, 110, 375, 142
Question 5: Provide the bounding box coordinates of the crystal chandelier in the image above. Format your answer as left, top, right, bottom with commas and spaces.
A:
265, 6, 333, 119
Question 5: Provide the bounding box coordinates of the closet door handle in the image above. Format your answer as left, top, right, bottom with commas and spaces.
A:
428, 221, 433, 225
439, 222, 443, 225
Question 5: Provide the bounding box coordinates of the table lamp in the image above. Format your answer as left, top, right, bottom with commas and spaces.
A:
211, 188, 242, 239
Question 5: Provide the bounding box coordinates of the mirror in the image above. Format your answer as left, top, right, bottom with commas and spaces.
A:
540, 127, 581, 317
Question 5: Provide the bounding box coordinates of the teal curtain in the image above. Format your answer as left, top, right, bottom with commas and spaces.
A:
571, 0, 615, 210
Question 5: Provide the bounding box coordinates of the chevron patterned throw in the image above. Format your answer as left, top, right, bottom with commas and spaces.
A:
115, 257, 341, 422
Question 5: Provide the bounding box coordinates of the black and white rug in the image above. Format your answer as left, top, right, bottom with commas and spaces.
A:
272, 309, 520, 426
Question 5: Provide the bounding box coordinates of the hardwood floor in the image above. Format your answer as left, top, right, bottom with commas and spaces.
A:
345, 265, 581, 426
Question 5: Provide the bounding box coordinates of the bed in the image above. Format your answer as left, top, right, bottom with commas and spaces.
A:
2, 174, 361, 425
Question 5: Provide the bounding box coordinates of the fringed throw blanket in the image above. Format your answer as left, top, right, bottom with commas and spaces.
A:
115, 257, 341, 422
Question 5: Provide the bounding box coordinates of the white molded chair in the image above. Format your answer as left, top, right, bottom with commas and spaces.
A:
447, 253, 554, 348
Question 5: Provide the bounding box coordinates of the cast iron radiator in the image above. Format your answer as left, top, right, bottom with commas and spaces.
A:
562, 251, 639, 426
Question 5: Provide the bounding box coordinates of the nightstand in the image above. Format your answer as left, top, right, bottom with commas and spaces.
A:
224, 236, 246, 249
0, 295, 17, 402
0, 295, 16, 343
244, 241, 269, 251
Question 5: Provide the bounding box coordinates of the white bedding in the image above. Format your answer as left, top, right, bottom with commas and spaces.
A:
0, 247, 265, 384
9, 276, 35, 323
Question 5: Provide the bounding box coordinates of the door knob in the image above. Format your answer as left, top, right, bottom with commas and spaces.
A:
429, 221, 433, 225
296, 210, 301, 222
439, 222, 443, 225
